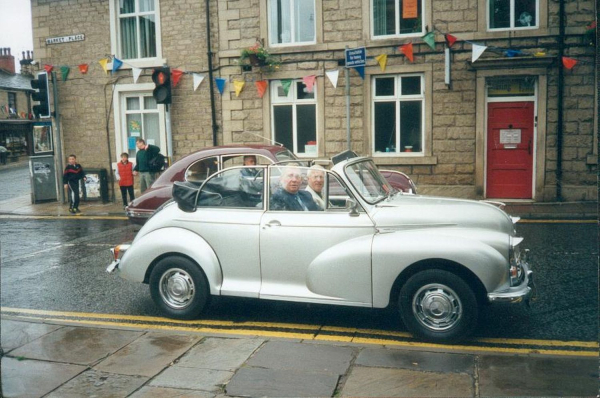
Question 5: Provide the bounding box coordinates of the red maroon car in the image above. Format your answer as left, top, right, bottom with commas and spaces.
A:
126, 144, 416, 224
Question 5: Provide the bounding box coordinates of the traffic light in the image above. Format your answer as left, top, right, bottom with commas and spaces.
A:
30, 71, 51, 118
152, 67, 171, 104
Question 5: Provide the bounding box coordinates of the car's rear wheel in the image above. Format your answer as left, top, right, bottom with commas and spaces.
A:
149, 256, 209, 320
399, 269, 478, 343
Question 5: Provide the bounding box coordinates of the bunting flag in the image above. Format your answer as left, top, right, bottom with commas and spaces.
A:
233, 80, 245, 97
255, 80, 268, 98
44, 64, 53, 73
399, 43, 414, 62
353, 66, 365, 79
215, 77, 227, 94
112, 58, 123, 73
171, 69, 184, 87
472, 44, 487, 62
132, 67, 142, 83
375, 54, 387, 71
326, 69, 339, 88
60, 66, 70, 81
193, 73, 205, 91
504, 50, 522, 57
534, 52, 546, 57
422, 32, 436, 50
78, 64, 89, 74
280, 79, 292, 96
20, 111, 26, 119
562, 57, 577, 70
302, 75, 316, 92
445, 34, 458, 48
99, 58, 110, 74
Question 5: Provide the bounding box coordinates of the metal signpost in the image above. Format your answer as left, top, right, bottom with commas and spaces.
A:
344, 47, 366, 151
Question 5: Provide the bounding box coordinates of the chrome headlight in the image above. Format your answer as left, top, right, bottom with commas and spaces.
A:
509, 237, 525, 286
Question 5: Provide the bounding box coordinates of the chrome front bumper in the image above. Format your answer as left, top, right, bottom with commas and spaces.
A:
487, 263, 536, 304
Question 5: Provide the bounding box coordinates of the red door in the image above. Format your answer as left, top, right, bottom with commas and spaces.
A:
486, 102, 534, 199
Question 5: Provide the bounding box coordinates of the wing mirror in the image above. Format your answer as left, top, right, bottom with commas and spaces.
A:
346, 198, 360, 217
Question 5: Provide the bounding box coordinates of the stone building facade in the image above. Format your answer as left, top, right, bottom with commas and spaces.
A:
31, 0, 597, 202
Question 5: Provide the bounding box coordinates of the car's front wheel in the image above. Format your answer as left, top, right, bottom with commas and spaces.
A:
399, 269, 478, 343
149, 256, 209, 320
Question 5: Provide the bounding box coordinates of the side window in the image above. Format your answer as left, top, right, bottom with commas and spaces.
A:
269, 166, 323, 211
185, 157, 219, 183
197, 167, 265, 209
488, 0, 537, 30
326, 173, 353, 209
222, 154, 272, 168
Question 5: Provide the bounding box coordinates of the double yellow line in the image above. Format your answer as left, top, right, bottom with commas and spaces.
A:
2, 307, 596, 357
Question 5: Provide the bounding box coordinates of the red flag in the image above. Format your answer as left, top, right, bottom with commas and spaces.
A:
78, 64, 89, 74
562, 57, 577, 70
445, 34, 458, 48
399, 43, 414, 62
302, 75, 316, 92
255, 80, 268, 98
171, 69, 184, 87
44, 64, 53, 73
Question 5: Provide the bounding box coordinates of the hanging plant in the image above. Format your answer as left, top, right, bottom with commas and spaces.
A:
239, 41, 281, 72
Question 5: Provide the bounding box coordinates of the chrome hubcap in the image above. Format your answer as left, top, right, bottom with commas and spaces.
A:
412, 283, 462, 331
159, 268, 195, 309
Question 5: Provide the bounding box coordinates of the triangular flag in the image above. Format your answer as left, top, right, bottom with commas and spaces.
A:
112, 57, 123, 73
504, 50, 522, 57
171, 69, 184, 87
255, 80, 268, 98
233, 80, 245, 97
302, 75, 316, 92
99, 58, 109, 74
445, 34, 458, 48
534, 52, 546, 57
422, 32, 436, 51
326, 69, 339, 88
132, 67, 142, 83
44, 64, 53, 73
281, 79, 292, 96
78, 64, 89, 74
60, 66, 70, 81
399, 43, 414, 62
375, 54, 387, 71
193, 73, 205, 91
353, 66, 365, 79
472, 44, 487, 62
562, 57, 577, 70
215, 77, 227, 94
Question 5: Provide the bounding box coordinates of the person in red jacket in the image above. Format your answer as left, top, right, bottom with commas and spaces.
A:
116, 152, 135, 208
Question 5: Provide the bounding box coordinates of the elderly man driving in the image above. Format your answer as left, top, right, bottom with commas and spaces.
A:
305, 165, 326, 209
270, 166, 321, 211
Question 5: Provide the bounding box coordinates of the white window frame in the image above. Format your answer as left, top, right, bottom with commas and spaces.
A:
270, 80, 318, 157
370, 0, 425, 39
108, 0, 164, 69
487, 0, 539, 31
268, 0, 317, 47
371, 74, 425, 157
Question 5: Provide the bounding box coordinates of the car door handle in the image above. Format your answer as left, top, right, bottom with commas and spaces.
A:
264, 220, 281, 228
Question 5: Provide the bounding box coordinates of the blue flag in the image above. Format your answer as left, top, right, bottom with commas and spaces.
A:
215, 78, 227, 94
112, 58, 123, 73
353, 66, 365, 79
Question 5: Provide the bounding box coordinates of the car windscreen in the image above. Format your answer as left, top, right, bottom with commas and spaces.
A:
344, 160, 392, 204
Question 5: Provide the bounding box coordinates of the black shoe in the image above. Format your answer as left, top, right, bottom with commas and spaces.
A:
69, 208, 75, 214
74, 208, 81, 213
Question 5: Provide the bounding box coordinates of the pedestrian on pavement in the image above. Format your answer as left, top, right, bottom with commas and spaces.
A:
116, 152, 135, 208
132, 138, 160, 193
63, 154, 86, 214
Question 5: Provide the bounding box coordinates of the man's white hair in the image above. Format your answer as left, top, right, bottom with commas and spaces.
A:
307, 164, 326, 178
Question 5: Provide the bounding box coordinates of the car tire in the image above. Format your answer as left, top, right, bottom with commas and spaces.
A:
149, 256, 209, 320
398, 269, 478, 343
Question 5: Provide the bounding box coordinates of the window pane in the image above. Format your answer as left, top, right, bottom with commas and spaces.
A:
143, 113, 160, 146
295, 0, 315, 42
198, 168, 263, 208
126, 97, 140, 110
139, 0, 155, 12
373, 0, 396, 36
270, 0, 292, 44
296, 104, 316, 153
515, 0, 536, 27
273, 105, 294, 150
375, 77, 395, 96
399, 0, 422, 34
401, 76, 421, 95
400, 101, 422, 152
120, 0, 135, 14
489, 0, 510, 29
144, 96, 157, 109
276, 83, 293, 100
186, 157, 219, 183
120, 17, 138, 59
296, 81, 314, 100
126, 113, 142, 157
139, 15, 157, 58
374, 102, 396, 152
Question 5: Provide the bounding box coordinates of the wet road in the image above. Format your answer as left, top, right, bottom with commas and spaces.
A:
0, 218, 597, 342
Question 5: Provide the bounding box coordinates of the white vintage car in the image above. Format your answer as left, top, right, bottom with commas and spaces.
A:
107, 154, 534, 342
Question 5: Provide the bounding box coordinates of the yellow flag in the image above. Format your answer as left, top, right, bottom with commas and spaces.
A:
375, 54, 387, 72
98, 58, 109, 74
534, 52, 546, 57
233, 80, 245, 97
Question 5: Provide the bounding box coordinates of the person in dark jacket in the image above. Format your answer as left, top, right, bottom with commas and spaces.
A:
63, 154, 86, 214
132, 138, 160, 192
270, 166, 321, 211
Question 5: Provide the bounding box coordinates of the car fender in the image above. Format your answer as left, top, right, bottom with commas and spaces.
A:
371, 229, 508, 308
119, 227, 222, 295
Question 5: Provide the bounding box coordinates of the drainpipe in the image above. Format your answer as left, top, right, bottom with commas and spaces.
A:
205, 0, 218, 146
556, 0, 565, 201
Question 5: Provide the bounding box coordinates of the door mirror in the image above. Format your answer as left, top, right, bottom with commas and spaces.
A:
346, 198, 360, 217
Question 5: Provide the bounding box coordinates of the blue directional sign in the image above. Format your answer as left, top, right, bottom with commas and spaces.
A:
345, 47, 366, 68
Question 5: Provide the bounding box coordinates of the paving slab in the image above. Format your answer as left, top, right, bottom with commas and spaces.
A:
149, 366, 233, 392
1, 356, 87, 398
177, 337, 264, 371
94, 332, 202, 377
129, 386, 214, 398
341, 366, 474, 397
226, 367, 340, 397
356, 347, 475, 374
247, 340, 354, 375
478, 355, 599, 396
1, 319, 62, 352
8, 326, 143, 365
45, 369, 148, 398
